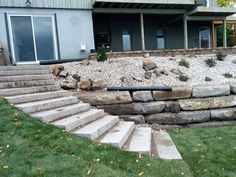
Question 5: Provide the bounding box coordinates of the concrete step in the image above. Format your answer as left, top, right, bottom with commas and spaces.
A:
16, 96, 78, 113
100, 121, 135, 148
128, 127, 152, 155
0, 79, 55, 89
0, 69, 50, 76
31, 103, 90, 123
52, 109, 105, 131
0, 85, 60, 97
73, 115, 119, 140
5, 90, 68, 104
153, 131, 182, 160
0, 65, 49, 71
0, 74, 53, 82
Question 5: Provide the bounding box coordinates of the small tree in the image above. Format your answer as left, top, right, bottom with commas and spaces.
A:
97, 46, 107, 62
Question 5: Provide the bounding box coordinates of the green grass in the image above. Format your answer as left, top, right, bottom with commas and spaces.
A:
0, 98, 236, 177
0, 98, 192, 177
170, 126, 236, 177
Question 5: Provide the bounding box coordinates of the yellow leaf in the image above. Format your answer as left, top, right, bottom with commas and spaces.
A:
6, 145, 9, 148
96, 158, 100, 162
87, 170, 91, 175
138, 171, 144, 176
3, 165, 8, 169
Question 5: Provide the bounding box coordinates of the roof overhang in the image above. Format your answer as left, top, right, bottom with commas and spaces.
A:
91, 0, 199, 10
188, 6, 236, 17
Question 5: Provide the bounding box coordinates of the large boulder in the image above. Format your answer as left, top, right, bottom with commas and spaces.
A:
145, 111, 210, 125
60, 78, 77, 90
179, 95, 236, 111
153, 87, 192, 101
79, 80, 92, 91
211, 108, 236, 121
120, 115, 146, 124
52, 64, 64, 76
230, 84, 236, 94
192, 85, 230, 98
97, 102, 166, 115
143, 59, 157, 71
75, 91, 132, 105
164, 101, 181, 113
132, 91, 153, 102
59, 70, 69, 77
92, 80, 107, 91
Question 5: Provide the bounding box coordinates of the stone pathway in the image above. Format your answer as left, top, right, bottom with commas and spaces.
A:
0, 65, 182, 160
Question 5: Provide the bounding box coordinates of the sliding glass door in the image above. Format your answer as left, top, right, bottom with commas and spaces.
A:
9, 14, 58, 63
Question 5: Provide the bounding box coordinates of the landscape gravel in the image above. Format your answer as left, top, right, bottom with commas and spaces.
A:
54, 54, 236, 87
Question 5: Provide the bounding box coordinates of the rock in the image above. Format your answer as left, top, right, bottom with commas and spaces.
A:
144, 53, 150, 58
61, 79, 77, 90
153, 87, 192, 101
153, 69, 161, 77
80, 59, 90, 66
232, 60, 236, 64
187, 121, 236, 128
97, 102, 166, 115
160, 69, 168, 76
179, 95, 236, 111
145, 111, 210, 125
92, 80, 107, 91
230, 84, 236, 94
211, 108, 236, 121
72, 74, 81, 82
132, 91, 153, 102
59, 70, 69, 77
164, 102, 181, 113
80, 80, 92, 91
120, 115, 145, 124
143, 59, 157, 71
170, 69, 182, 75
192, 85, 230, 98
205, 77, 212, 82
76, 91, 132, 105
120, 76, 126, 82
52, 64, 64, 76
132, 75, 143, 82
144, 72, 152, 79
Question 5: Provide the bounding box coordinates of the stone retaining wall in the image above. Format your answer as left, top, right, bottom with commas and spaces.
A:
0, 44, 5, 66
89, 47, 236, 60
75, 84, 236, 127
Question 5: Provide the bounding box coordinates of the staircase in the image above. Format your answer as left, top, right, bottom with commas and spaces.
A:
0, 65, 182, 160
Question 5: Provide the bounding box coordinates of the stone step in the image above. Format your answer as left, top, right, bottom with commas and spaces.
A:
128, 127, 152, 155
52, 109, 105, 131
0, 79, 55, 89
73, 115, 119, 140
100, 121, 135, 148
0, 69, 50, 76
31, 103, 90, 123
153, 131, 182, 160
16, 96, 78, 113
6, 90, 68, 104
0, 74, 53, 82
0, 65, 49, 71
0, 85, 60, 97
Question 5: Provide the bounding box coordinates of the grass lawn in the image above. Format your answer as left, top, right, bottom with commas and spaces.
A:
0, 98, 235, 177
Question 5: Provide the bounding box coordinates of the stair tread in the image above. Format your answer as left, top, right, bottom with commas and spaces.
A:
0, 65, 49, 71
153, 131, 182, 160
100, 121, 135, 148
52, 109, 105, 131
73, 115, 119, 140
0, 74, 53, 82
0, 69, 50, 76
128, 127, 152, 155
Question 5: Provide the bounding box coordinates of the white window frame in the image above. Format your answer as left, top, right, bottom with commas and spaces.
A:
199, 27, 211, 48
7, 13, 58, 64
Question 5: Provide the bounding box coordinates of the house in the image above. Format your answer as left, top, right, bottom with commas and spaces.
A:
0, 0, 236, 65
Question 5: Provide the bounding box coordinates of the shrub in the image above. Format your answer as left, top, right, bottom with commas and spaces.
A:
97, 46, 107, 62
223, 73, 233, 78
205, 77, 212, 82
205, 58, 217, 67
179, 75, 189, 82
216, 51, 227, 61
178, 59, 190, 68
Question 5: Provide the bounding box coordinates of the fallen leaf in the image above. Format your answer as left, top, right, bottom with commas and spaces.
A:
138, 171, 144, 176
3, 165, 8, 169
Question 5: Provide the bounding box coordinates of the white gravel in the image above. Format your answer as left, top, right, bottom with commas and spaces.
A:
56, 54, 236, 87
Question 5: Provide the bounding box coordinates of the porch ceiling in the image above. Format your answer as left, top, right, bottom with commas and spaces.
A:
188, 7, 236, 17
91, 0, 198, 10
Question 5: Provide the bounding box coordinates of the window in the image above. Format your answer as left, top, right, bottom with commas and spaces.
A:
8, 14, 58, 63
157, 30, 165, 49
122, 31, 131, 51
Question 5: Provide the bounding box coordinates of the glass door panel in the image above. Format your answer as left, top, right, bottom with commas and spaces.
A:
199, 27, 210, 48
122, 31, 131, 51
10, 16, 36, 62
33, 17, 56, 61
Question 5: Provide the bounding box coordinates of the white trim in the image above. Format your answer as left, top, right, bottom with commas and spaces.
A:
199, 27, 211, 48
7, 13, 59, 64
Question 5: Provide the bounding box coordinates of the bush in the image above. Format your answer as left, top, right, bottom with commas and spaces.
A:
216, 51, 227, 61
178, 59, 190, 68
97, 46, 107, 62
205, 58, 217, 67
179, 75, 189, 82
223, 73, 233, 78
